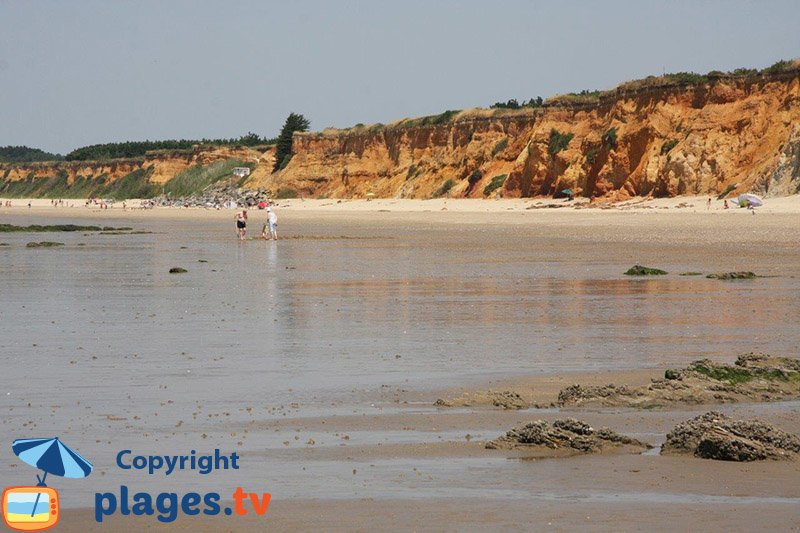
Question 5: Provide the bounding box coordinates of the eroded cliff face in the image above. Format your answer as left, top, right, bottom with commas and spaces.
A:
250, 73, 800, 199
0, 146, 262, 197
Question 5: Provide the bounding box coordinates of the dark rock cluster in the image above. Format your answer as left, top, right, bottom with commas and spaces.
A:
662, 411, 800, 461
486, 418, 651, 453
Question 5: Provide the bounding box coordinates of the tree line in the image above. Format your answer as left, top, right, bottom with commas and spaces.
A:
0, 146, 64, 163
64, 132, 276, 161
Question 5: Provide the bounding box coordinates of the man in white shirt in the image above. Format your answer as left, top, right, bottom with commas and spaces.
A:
267, 207, 278, 240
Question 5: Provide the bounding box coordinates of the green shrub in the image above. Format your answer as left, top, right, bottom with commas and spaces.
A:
716, 183, 737, 200
765, 60, 792, 75
433, 179, 455, 197
427, 109, 460, 125
275, 187, 298, 199
401, 110, 461, 128
732, 67, 758, 76
602, 127, 618, 149
103, 168, 159, 200
162, 159, 249, 198
586, 146, 600, 164
483, 174, 507, 196
491, 138, 509, 157
467, 169, 482, 185
406, 164, 422, 180
664, 72, 709, 85
491, 99, 520, 109
548, 129, 573, 157
278, 154, 292, 170
489, 96, 549, 109
661, 139, 679, 155
524, 97, 544, 108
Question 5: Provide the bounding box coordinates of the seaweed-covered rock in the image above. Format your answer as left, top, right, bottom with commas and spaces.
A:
662, 411, 800, 461
624, 265, 667, 276
706, 271, 756, 280
735, 352, 800, 373
169, 267, 188, 274
26, 241, 64, 248
486, 418, 651, 454
558, 354, 800, 408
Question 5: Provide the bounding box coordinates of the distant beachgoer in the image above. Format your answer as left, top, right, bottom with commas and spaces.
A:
267, 207, 278, 240
27, 201, 31, 208
723, 199, 729, 209
235, 210, 248, 240
707, 197, 711, 209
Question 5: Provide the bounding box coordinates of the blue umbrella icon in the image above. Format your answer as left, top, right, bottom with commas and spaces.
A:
12, 437, 93, 517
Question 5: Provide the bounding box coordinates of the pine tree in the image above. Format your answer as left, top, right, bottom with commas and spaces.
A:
273, 113, 310, 172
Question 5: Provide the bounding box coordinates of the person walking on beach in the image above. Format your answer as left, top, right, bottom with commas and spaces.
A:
235, 209, 248, 241
267, 207, 278, 240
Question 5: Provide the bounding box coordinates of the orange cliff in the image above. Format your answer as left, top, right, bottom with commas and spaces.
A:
249, 70, 800, 200
2, 70, 799, 201
0, 145, 263, 194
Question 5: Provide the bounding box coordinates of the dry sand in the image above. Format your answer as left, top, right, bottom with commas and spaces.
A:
5, 194, 800, 215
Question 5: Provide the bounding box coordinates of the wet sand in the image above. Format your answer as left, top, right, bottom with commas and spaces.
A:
2, 196, 800, 531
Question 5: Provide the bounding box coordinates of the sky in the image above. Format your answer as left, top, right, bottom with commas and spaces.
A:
1, 0, 798, 155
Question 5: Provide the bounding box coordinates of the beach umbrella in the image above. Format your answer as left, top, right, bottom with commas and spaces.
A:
736, 193, 763, 208
12, 438, 93, 485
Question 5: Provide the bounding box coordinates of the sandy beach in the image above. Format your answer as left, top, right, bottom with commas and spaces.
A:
6, 194, 800, 214
2, 195, 799, 531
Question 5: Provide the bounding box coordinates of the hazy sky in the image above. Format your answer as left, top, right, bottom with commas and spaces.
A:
1, 0, 798, 154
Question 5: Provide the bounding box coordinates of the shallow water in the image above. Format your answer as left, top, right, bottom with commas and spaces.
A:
1, 211, 799, 507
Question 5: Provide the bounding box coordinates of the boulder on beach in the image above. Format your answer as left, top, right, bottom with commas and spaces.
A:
706, 271, 757, 280
490, 390, 528, 410
661, 411, 800, 461
434, 389, 529, 410
624, 265, 668, 276
169, 267, 188, 274
486, 418, 651, 455
558, 353, 800, 408
26, 241, 65, 248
